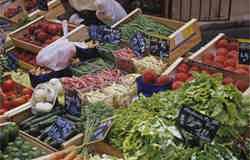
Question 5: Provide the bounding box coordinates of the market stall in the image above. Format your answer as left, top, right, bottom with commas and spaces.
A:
0, 2, 250, 160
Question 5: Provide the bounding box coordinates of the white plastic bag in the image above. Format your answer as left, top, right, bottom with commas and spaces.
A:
36, 38, 76, 71
95, 0, 127, 24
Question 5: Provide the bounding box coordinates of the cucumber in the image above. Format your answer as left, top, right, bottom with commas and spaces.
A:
28, 116, 58, 131
65, 114, 81, 122
22, 110, 64, 129
19, 115, 39, 127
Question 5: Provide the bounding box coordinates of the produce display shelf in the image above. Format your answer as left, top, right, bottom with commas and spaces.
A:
111, 8, 202, 65
28, 0, 65, 20
0, 122, 56, 153
9, 16, 76, 53
188, 33, 250, 95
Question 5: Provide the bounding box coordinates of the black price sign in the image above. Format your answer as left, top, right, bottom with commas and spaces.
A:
129, 32, 146, 57
47, 117, 76, 144
65, 89, 81, 117
239, 42, 250, 65
178, 107, 220, 142
150, 38, 169, 59
89, 119, 112, 143
89, 25, 121, 44
37, 0, 48, 11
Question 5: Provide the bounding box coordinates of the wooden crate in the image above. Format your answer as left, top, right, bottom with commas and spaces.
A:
7, 106, 88, 151
188, 33, 250, 95
111, 8, 202, 65
0, 122, 56, 153
9, 16, 76, 53
61, 133, 123, 158
6, 47, 36, 70
0, 0, 63, 23
162, 57, 250, 94
28, 0, 65, 20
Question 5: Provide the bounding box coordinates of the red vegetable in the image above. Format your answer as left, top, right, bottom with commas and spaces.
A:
224, 59, 236, 68
172, 81, 184, 90
155, 75, 171, 86
2, 79, 16, 92
202, 52, 214, 62
235, 68, 249, 75
223, 77, 234, 85
227, 50, 238, 59
216, 39, 229, 49
227, 42, 239, 51
235, 80, 248, 92
143, 69, 158, 84
216, 48, 228, 57
175, 73, 189, 82
177, 63, 189, 73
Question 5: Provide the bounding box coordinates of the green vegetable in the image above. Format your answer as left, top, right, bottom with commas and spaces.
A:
120, 15, 174, 40
79, 102, 114, 132
108, 73, 250, 159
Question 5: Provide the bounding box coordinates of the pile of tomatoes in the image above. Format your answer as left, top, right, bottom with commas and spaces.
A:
0, 78, 33, 115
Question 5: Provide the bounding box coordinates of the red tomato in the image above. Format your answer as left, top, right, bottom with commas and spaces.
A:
215, 56, 226, 65
216, 48, 228, 57
235, 68, 249, 75
177, 63, 189, 73
223, 77, 234, 85
2, 79, 16, 92
11, 97, 27, 108
172, 81, 184, 90
202, 52, 214, 62
224, 66, 235, 72
227, 50, 238, 59
2, 100, 11, 110
227, 42, 239, 51
235, 80, 249, 92
6, 92, 16, 101
22, 88, 33, 96
23, 94, 32, 101
216, 39, 229, 49
224, 59, 236, 68
175, 73, 189, 82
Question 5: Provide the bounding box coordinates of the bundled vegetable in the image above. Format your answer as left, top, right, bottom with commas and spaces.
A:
120, 15, 174, 40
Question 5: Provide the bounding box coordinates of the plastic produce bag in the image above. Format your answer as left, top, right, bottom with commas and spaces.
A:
36, 38, 76, 71
95, 0, 127, 25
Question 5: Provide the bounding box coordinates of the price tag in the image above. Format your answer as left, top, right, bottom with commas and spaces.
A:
37, 0, 48, 11
89, 25, 121, 44
129, 32, 146, 57
47, 117, 76, 144
150, 38, 169, 59
178, 107, 220, 142
175, 32, 184, 47
89, 118, 112, 143
182, 26, 194, 39
239, 42, 250, 65
65, 89, 81, 117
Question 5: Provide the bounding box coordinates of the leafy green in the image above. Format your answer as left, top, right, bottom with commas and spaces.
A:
107, 73, 250, 159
